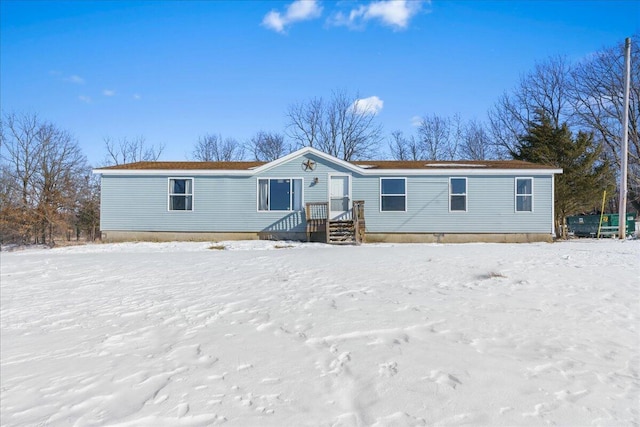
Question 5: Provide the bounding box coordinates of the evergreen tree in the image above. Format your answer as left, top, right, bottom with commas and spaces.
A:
514, 112, 614, 238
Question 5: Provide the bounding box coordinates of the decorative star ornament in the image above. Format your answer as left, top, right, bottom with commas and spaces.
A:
302, 159, 316, 171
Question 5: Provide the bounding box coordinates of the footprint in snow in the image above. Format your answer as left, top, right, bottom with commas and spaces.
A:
378, 361, 398, 377
325, 352, 351, 376
522, 402, 558, 417
237, 364, 253, 372
423, 370, 462, 389
198, 355, 218, 367
234, 393, 253, 407
372, 412, 426, 426
255, 406, 275, 415
176, 403, 189, 417
554, 389, 590, 402
153, 394, 168, 404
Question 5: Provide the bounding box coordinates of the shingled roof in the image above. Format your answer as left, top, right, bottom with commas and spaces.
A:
97, 159, 557, 171
351, 159, 558, 170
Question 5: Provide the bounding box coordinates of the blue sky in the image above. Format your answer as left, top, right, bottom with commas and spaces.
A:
1, 0, 637, 165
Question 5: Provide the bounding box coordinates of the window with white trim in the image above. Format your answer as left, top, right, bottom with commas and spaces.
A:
258, 178, 303, 211
169, 178, 193, 211
516, 178, 533, 212
450, 177, 467, 212
380, 178, 406, 211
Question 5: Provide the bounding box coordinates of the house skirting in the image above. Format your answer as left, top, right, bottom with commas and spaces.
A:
365, 233, 553, 244
100, 231, 307, 243
101, 230, 553, 244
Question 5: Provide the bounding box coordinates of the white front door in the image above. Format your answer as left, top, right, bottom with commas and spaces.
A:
329, 175, 350, 220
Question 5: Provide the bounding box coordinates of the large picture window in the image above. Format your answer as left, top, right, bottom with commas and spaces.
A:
169, 178, 193, 211
380, 178, 406, 211
258, 178, 303, 211
516, 178, 533, 212
450, 177, 467, 212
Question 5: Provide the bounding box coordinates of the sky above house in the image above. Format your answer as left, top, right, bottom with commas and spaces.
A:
1, 0, 638, 166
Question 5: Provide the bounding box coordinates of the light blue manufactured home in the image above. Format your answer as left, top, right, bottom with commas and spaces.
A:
93, 147, 562, 243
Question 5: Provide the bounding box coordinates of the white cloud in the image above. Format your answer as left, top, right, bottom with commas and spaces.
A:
351, 96, 384, 115
262, 0, 322, 33
366, 0, 419, 28
331, 0, 425, 30
65, 75, 85, 85
133, 94, 141, 100
103, 89, 116, 97
263, 11, 286, 32
329, 10, 363, 30
287, 0, 321, 20
411, 115, 422, 127
78, 95, 91, 104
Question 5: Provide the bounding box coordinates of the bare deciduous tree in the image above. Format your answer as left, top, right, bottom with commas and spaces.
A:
286, 97, 323, 149
35, 123, 88, 243
192, 134, 244, 161
0, 163, 26, 243
1, 112, 89, 245
103, 136, 164, 165
450, 113, 464, 160
390, 115, 492, 161
286, 90, 383, 160
461, 120, 494, 160
74, 169, 101, 241
417, 114, 454, 160
388, 130, 422, 161
249, 131, 290, 162
570, 34, 640, 203
1, 112, 42, 211
488, 55, 573, 157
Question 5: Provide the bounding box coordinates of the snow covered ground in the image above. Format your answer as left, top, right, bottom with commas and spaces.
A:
1, 240, 638, 426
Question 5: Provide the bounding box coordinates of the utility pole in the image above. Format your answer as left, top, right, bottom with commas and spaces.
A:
619, 37, 631, 240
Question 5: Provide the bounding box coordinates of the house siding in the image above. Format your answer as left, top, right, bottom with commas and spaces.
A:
354, 174, 553, 234
99, 152, 555, 236
100, 153, 346, 233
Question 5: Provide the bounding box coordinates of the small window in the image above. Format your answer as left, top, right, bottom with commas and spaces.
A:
516, 178, 533, 212
450, 177, 467, 212
169, 178, 193, 211
258, 178, 303, 211
380, 178, 406, 211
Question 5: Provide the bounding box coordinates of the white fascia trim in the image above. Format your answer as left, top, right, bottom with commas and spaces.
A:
359, 168, 563, 176
93, 168, 255, 176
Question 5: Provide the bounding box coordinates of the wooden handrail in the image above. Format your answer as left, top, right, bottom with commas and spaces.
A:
352, 200, 365, 244
352, 200, 365, 223
305, 202, 329, 220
